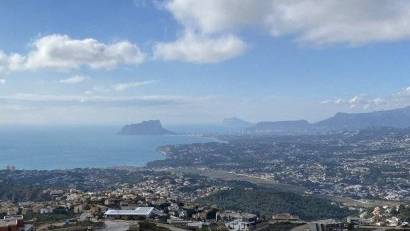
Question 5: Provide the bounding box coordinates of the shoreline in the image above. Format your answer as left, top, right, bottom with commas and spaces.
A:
0, 132, 218, 171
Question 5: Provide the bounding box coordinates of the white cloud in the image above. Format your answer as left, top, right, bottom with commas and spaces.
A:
0, 34, 145, 73
166, 0, 269, 34
267, 0, 410, 45
349, 95, 360, 104
165, 0, 410, 45
0, 93, 211, 108
114, 80, 156, 92
321, 86, 410, 110
84, 86, 112, 95
59, 75, 87, 84
0, 52, 8, 72
400, 86, 410, 96
0, 79, 5, 85
154, 31, 246, 63
83, 80, 156, 95
372, 97, 385, 106
322, 95, 370, 109
335, 99, 343, 104
0, 51, 25, 73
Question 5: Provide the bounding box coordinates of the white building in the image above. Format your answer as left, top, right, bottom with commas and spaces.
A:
104, 207, 164, 219
225, 219, 254, 231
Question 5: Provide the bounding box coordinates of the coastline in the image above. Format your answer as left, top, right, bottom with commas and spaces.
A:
0, 127, 217, 170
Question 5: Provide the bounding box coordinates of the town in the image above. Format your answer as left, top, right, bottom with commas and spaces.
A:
1, 128, 410, 230
0, 159, 409, 230
151, 128, 410, 202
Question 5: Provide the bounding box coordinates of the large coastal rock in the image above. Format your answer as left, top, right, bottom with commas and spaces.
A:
119, 120, 175, 135
222, 117, 253, 128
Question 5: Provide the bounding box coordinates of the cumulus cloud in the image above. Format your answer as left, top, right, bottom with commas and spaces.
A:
59, 75, 87, 84
114, 80, 156, 92
0, 34, 145, 73
165, 0, 410, 45
154, 32, 246, 63
0, 51, 24, 73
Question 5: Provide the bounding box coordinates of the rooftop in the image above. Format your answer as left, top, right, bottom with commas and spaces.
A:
104, 207, 154, 216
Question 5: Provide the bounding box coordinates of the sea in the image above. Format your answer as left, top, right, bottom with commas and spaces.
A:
0, 126, 218, 170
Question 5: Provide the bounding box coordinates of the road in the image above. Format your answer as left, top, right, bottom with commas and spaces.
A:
97, 220, 129, 231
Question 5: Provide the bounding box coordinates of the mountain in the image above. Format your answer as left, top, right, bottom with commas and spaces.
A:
222, 117, 252, 128
241, 106, 410, 135
246, 120, 312, 134
315, 106, 410, 130
120, 106, 410, 136
119, 120, 175, 135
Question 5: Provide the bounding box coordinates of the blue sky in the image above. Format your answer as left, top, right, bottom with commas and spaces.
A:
1, 0, 410, 125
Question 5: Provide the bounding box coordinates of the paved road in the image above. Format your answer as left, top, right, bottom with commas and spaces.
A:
98, 220, 129, 231
156, 223, 189, 231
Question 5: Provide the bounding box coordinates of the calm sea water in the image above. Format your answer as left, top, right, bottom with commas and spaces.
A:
0, 126, 216, 170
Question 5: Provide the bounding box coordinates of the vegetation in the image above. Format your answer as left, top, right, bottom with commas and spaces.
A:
25, 210, 73, 224
197, 187, 354, 221
398, 205, 410, 222
0, 168, 157, 201
135, 221, 170, 231
257, 222, 306, 231
0, 183, 50, 201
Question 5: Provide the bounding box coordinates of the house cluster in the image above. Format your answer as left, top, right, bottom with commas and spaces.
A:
347, 205, 410, 227
0, 178, 306, 231
1, 173, 258, 230
1, 167, 409, 230
104, 206, 264, 231
0, 215, 32, 231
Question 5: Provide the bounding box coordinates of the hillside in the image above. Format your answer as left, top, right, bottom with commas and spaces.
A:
316, 106, 410, 130
197, 187, 353, 220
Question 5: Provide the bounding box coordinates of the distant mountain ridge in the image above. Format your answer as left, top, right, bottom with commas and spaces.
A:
119, 120, 175, 135
242, 106, 410, 134
122, 106, 410, 136
246, 120, 312, 134
222, 117, 253, 128
315, 106, 410, 130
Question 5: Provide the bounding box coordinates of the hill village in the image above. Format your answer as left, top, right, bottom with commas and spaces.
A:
0, 166, 409, 231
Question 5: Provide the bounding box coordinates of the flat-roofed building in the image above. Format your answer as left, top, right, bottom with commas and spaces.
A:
104, 207, 164, 220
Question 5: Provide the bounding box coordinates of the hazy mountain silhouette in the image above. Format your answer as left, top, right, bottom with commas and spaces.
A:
119, 120, 175, 135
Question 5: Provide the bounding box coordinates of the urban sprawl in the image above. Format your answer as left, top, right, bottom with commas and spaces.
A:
1, 128, 410, 231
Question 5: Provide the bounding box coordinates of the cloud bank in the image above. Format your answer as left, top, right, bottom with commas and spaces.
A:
165, 0, 410, 45
153, 0, 410, 63
321, 86, 410, 111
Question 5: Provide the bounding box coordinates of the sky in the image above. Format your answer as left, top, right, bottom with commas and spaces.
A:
1, 0, 410, 125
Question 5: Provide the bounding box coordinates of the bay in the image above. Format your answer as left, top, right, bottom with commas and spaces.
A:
0, 126, 215, 170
